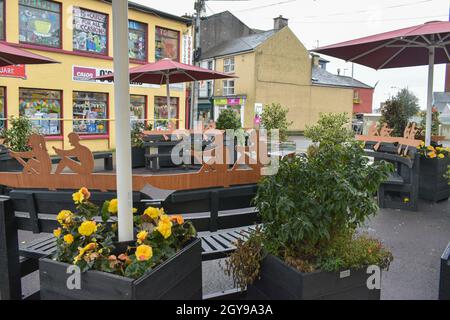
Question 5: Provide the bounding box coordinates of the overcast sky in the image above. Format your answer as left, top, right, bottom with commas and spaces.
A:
136, 0, 449, 111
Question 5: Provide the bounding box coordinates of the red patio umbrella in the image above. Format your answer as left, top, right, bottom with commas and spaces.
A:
313, 21, 450, 146
0, 42, 59, 66
97, 58, 236, 126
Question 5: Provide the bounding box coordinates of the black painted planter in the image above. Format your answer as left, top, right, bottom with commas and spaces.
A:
439, 242, 450, 300
0, 153, 23, 172
247, 254, 380, 300
419, 157, 450, 202
131, 147, 145, 168
39, 238, 202, 300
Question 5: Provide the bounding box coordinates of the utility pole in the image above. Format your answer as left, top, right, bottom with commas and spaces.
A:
191, 0, 205, 128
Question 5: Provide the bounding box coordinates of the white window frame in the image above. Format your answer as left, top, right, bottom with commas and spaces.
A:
223, 57, 235, 73
223, 80, 235, 96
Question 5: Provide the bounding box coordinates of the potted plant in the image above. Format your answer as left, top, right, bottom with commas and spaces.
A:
0, 116, 34, 172
131, 122, 152, 168
39, 187, 201, 300
224, 113, 394, 300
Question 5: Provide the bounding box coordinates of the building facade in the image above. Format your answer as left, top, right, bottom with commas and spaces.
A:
198, 14, 354, 131
0, 0, 191, 152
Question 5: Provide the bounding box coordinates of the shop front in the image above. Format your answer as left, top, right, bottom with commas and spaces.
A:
213, 96, 246, 127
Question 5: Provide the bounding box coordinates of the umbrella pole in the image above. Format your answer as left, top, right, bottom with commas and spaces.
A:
112, 0, 133, 242
166, 74, 171, 127
425, 46, 435, 146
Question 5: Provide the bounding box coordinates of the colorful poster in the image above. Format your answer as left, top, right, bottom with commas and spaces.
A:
155, 27, 180, 61
128, 20, 147, 61
73, 7, 108, 55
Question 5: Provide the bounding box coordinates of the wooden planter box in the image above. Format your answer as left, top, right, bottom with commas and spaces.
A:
247, 254, 380, 300
131, 147, 146, 168
439, 242, 450, 300
39, 238, 202, 300
419, 157, 450, 202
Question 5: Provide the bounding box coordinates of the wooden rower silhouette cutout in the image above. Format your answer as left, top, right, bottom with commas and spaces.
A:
10, 134, 52, 175
53, 132, 94, 175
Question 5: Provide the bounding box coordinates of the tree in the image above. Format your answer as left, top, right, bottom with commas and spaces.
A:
260, 103, 293, 142
216, 109, 242, 130
380, 88, 420, 137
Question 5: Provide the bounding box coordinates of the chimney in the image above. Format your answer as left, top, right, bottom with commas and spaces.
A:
274, 15, 288, 30
311, 54, 320, 67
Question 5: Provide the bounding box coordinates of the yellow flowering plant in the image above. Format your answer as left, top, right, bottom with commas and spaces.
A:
416, 142, 450, 159
53, 188, 197, 279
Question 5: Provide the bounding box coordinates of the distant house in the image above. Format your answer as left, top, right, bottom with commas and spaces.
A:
311, 61, 374, 114
197, 12, 354, 131
433, 92, 450, 124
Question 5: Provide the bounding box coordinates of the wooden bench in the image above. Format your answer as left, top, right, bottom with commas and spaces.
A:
0, 185, 260, 300
51, 152, 113, 171
364, 143, 420, 211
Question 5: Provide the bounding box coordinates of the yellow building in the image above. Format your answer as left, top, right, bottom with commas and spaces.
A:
199, 16, 353, 131
0, 0, 192, 152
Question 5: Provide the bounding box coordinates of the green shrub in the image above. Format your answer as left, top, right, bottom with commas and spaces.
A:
3, 116, 34, 152
131, 122, 152, 148
216, 109, 242, 130
260, 103, 293, 142
224, 113, 394, 285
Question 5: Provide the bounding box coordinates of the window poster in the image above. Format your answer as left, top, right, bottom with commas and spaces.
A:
73, 7, 108, 55
73, 91, 108, 135
155, 27, 179, 61
129, 20, 147, 61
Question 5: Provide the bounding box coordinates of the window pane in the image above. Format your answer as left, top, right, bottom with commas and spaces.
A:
130, 95, 146, 128
129, 20, 147, 61
73, 91, 108, 135
0, 1, 4, 41
154, 96, 178, 129
0, 87, 5, 130
19, 88, 62, 135
73, 7, 108, 55
19, 0, 61, 48
155, 27, 179, 61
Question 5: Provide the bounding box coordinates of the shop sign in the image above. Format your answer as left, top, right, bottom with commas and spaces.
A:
214, 97, 245, 106
182, 35, 193, 65
0, 65, 26, 79
72, 65, 160, 88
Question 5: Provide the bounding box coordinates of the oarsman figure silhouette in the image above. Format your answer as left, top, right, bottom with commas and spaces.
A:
10, 134, 52, 175
53, 133, 94, 174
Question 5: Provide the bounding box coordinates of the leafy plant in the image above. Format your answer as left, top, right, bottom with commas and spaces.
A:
260, 103, 293, 142
2, 116, 34, 152
418, 107, 441, 137
216, 109, 242, 130
53, 188, 197, 279
380, 88, 420, 137
225, 113, 394, 287
131, 122, 152, 148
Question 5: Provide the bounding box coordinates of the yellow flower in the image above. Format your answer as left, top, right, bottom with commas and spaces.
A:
144, 206, 163, 219
53, 228, 62, 238
79, 187, 91, 200
133, 208, 138, 214
403, 197, 410, 203
156, 219, 173, 239
135, 245, 153, 261
72, 190, 85, 204
108, 199, 118, 214
136, 230, 148, 244
427, 146, 435, 151
64, 234, 74, 245
428, 152, 437, 159
170, 215, 184, 225
438, 153, 445, 159
56, 210, 73, 226
420, 141, 425, 147
436, 147, 442, 151
74, 243, 97, 263
78, 221, 97, 237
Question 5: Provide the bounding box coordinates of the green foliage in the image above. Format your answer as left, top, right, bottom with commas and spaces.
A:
2, 116, 34, 152
216, 109, 242, 130
225, 113, 394, 287
260, 103, 293, 142
380, 88, 420, 137
419, 108, 441, 136
131, 122, 153, 148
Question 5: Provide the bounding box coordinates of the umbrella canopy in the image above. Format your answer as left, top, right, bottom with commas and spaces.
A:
97, 58, 235, 84
313, 21, 450, 146
0, 42, 59, 66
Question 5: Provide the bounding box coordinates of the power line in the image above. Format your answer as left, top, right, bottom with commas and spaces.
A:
233, 0, 299, 13
290, 14, 447, 24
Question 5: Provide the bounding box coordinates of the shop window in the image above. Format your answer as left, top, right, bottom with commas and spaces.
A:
73, 91, 108, 135
73, 7, 108, 55
130, 95, 146, 128
19, 88, 62, 135
223, 57, 235, 73
0, 0, 5, 41
154, 96, 179, 130
0, 87, 5, 130
19, 0, 62, 48
155, 27, 179, 61
129, 20, 147, 61
223, 80, 235, 96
